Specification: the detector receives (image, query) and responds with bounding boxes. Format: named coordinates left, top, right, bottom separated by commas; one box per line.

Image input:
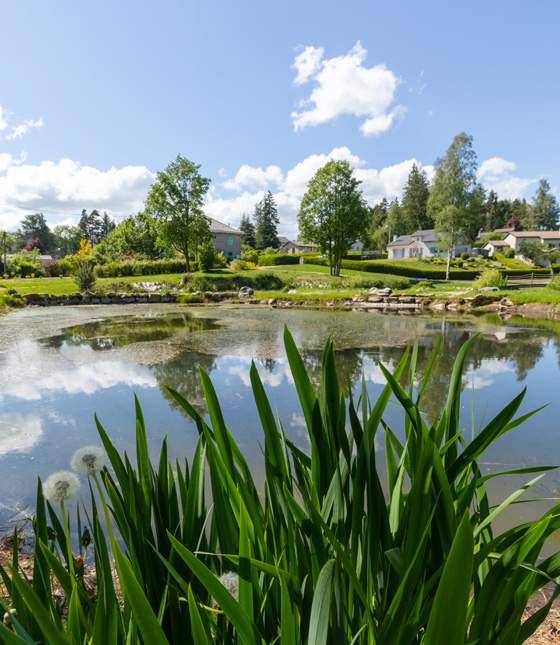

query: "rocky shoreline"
left=7, top=287, right=560, bottom=321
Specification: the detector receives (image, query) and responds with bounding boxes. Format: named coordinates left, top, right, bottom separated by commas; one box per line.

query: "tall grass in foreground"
left=1, top=328, right=560, bottom=644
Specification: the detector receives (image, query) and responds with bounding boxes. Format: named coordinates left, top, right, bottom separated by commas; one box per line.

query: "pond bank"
left=3, top=288, right=560, bottom=321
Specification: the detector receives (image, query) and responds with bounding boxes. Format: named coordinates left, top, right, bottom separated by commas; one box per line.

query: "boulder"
left=23, top=293, right=41, bottom=302
left=239, top=286, right=254, bottom=298
left=161, top=295, right=171, bottom=303
left=148, top=293, right=161, bottom=302
left=287, top=289, right=297, bottom=295
left=478, top=286, right=500, bottom=292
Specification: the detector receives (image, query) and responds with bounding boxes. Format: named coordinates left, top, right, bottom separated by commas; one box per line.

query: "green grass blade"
left=307, top=560, right=335, bottom=645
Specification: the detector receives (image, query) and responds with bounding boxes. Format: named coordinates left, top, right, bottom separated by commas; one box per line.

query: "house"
left=278, top=239, right=319, bottom=254
left=387, top=229, right=471, bottom=260
left=482, top=239, right=511, bottom=255
left=502, top=230, right=560, bottom=253
left=208, top=218, right=242, bottom=261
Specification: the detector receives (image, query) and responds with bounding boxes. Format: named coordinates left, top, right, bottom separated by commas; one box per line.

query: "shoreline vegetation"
left=1, top=263, right=559, bottom=321
left=2, top=328, right=560, bottom=643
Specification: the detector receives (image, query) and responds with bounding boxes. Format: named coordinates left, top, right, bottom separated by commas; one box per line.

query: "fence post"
left=531, top=272, right=534, bottom=287
left=505, top=274, right=509, bottom=285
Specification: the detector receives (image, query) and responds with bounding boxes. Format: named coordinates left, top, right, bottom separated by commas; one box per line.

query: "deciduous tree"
left=428, top=132, right=484, bottom=280
left=145, top=155, right=211, bottom=272
left=298, top=159, right=368, bottom=276
left=19, top=212, right=54, bottom=250
left=530, top=179, right=559, bottom=230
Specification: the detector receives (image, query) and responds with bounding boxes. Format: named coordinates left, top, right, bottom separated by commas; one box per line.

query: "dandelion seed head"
left=71, top=445, right=106, bottom=475
left=218, top=572, right=239, bottom=600
left=43, top=471, right=80, bottom=502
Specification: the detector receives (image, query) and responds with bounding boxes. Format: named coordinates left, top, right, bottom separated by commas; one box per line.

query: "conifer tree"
left=530, top=179, right=559, bottom=230
left=401, top=163, right=431, bottom=232
left=254, top=191, right=280, bottom=250
left=239, top=214, right=256, bottom=248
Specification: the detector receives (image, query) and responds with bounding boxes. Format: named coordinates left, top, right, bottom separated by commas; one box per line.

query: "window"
left=227, top=236, right=233, bottom=246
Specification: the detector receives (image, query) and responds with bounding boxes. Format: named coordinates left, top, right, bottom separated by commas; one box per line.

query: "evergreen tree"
left=100, top=212, right=116, bottom=238
left=368, top=198, right=390, bottom=249
left=401, top=163, right=431, bottom=232
left=239, top=213, right=256, bottom=247
left=495, top=199, right=513, bottom=229
left=254, top=191, right=280, bottom=250
left=510, top=199, right=532, bottom=229
left=387, top=200, right=408, bottom=239
left=530, top=179, right=559, bottom=230
left=19, top=212, right=54, bottom=250
left=79, top=209, right=104, bottom=245
left=482, top=190, right=499, bottom=231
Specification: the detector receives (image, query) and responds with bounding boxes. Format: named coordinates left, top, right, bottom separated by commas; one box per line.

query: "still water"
left=1, top=304, right=559, bottom=551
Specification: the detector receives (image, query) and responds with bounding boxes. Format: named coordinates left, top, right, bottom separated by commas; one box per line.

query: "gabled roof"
left=277, top=236, right=289, bottom=246
left=483, top=240, right=510, bottom=247
left=507, top=230, right=560, bottom=239
left=387, top=235, right=413, bottom=247
left=208, top=218, right=241, bottom=234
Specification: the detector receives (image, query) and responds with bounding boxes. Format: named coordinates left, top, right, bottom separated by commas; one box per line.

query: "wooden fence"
left=505, top=271, right=557, bottom=287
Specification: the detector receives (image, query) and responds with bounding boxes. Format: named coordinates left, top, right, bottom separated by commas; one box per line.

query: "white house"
left=387, top=229, right=471, bottom=260
left=502, top=230, right=560, bottom=253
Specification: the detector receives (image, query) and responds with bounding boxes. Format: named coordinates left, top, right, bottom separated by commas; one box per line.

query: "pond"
left=1, top=304, right=559, bottom=553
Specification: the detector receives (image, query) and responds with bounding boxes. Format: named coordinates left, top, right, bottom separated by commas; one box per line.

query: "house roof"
left=277, top=236, right=289, bottom=246
left=507, top=230, right=560, bottom=239
left=208, top=218, right=241, bottom=234
left=484, top=240, right=510, bottom=247
left=411, top=229, right=439, bottom=242
left=387, top=235, right=413, bottom=247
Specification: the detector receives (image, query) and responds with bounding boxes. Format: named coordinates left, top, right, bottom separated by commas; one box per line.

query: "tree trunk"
left=185, top=242, right=190, bottom=273
left=445, top=226, right=453, bottom=281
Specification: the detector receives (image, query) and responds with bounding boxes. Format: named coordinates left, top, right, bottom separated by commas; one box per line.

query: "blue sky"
left=1, top=0, right=558, bottom=238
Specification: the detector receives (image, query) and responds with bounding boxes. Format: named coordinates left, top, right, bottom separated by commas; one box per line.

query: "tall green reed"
left=1, top=327, right=559, bottom=644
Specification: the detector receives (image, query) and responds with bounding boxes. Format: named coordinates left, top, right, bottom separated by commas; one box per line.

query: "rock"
left=368, top=296, right=383, bottom=303
left=378, top=287, right=393, bottom=295
left=468, top=294, right=497, bottom=308
left=101, top=297, right=111, bottom=304
left=430, top=299, right=448, bottom=312
left=161, top=295, right=171, bottom=302
left=124, top=296, right=135, bottom=303
left=148, top=293, right=161, bottom=302
left=204, top=291, right=213, bottom=299
left=23, top=293, right=41, bottom=302
left=70, top=292, right=82, bottom=298
left=247, top=299, right=261, bottom=304
left=500, top=298, right=515, bottom=308
left=239, top=286, right=254, bottom=298
left=92, top=298, right=101, bottom=304
left=82, top=297, right=91, bottom=304
left=478, top=286, right=500, bottom=292
left=136, top=297, right=148, bottom=303
left=94, top=291, right=103, bottom=297
left=212, top=293, right=221, bottom=302
left=268, top=298, right=277, bottom=305
left=398, top=297, right=416, bottom=304
left=107, top=292, right=116, bottom=298
left=352, top=296, right=365, bottom=302
left=110, top=297, right=121, bottom=304
left=84, top=291, right=94, bottom=297
left=287, top=289, right=297, bottom=295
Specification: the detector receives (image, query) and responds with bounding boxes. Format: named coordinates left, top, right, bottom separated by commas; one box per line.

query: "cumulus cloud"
left=477, top=157, right=536, bottom=200
left=292, top=46, right=324, bottom=85
left=291, top=41, right=405, bottom=135
left=0, top=158, right=155, bottom=230
left=211, top=149, right=432, bottom=239
left=224, top=164, right=283, bottom=191
left=0, top=105, right=44, bottom=141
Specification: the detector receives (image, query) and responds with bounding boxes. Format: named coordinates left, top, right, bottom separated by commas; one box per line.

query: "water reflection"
left=40, top=312, right=224, bottom=351
left=0, top=306, right=559, bottom=553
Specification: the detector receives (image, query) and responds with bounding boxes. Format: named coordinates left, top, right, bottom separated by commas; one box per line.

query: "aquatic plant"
left=1, top=329, right=559, bottom=643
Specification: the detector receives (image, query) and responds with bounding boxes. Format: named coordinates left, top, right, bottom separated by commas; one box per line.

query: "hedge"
left=304, top=256, right=556, bottom=281
left=257, top=252, right=318, bottom=267
left=95, top=258, right=195, bottom=278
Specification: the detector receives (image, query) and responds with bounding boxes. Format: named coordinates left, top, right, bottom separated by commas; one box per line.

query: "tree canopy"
left=144, top=154, right=211, bottom=271
left=239, top=214, right=256, bottom=248
left=298, top=159, right=368, bottom=276
left=19, top=212, right=54, bottom=250
left=428, top=132, right=484, bottom=279
left=530, top=179, right=559, bottom=230
left=401, top=163, right=432, bottom=232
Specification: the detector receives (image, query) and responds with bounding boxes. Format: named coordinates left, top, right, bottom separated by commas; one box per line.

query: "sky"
left=1, top=0, right=559, bottom=239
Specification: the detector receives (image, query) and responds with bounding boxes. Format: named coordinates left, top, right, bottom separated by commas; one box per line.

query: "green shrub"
left=94, top=258, right=191, bottom=278
left=416, top=280, right=433, bottom=288
left=7, top=249, right=46, bottom=278
left=472, top=268, right=507, bottom=290
left=181, top=271, right=288, bottom=292
left=258, top=253, right=301, bottom=266
left=74, top=258, right=97, bottom=291
left=230, top=258, right=248, bottom=270
left=198, top=241, right=216, bottom=272
left=336, top=275, right=410, bottom=290
left=460, top=252, right=470, bottom=260
left=2, top=332, right=559, bottom=643
left=549, top=274, right=560, bottom=291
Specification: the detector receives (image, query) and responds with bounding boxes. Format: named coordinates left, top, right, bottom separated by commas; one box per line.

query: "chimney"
left=393, top=235, right=398, bottom=242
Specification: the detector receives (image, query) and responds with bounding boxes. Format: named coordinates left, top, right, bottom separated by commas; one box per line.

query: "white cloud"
left=291, top=41, right=405, bottom=136
left=292, top=46, right=324, bottom=85
left=224, top=164, right=283, bottom=191
left=477, top=157, right=536, bottom=200
left=0, top=158, right=155, bottom=231
left=6, top=117, right=44, bottom=140
left=463, top=359, right=515, bottom=389
left=208, top=150, right=433, bottom=239
left=0, top=413, right=43, bottom=457
left=0, top=105, right=44, bottom=141
left=283, top=146, right=364, bottom=198
left=0, top=152, right=27, bottom=172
